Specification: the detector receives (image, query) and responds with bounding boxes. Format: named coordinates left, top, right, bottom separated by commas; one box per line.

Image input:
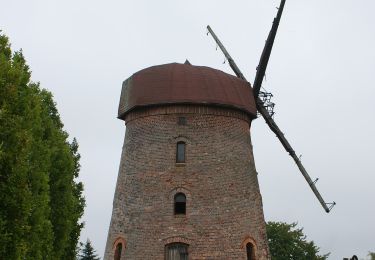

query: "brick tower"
left=104, top=62, right=270, bottom=260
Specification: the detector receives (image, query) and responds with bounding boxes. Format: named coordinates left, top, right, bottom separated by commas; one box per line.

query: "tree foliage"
left=78, top=240, right=100, bottom=260
left=369, top=252, right=375, bottom=260
left=0, top=31, right=85, bottom=259
left=266, top=221, right=329, bottom=260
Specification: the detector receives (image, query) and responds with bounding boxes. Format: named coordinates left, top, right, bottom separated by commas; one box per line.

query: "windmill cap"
left=118, top=62, right=257, bottom=120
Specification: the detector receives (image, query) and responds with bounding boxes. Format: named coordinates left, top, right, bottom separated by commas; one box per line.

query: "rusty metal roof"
left=118, top=63, right=257, bottom=119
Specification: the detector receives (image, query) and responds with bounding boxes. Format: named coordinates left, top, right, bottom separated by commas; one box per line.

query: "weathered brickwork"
left=104, top=104, right=270, bottom=260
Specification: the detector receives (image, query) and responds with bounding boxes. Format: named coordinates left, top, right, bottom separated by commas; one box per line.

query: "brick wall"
left=104, top=105, right=270, bottom=260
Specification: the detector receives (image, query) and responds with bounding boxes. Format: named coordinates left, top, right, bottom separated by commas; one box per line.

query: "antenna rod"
left=206, top=23, right=335, bottom=213
left=253, top=0, right=286, bottom=97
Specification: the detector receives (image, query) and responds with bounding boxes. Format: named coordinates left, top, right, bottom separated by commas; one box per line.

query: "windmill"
left=104, top=1, right=336, bottom=258
left=207, top=0, right=335, bottom=213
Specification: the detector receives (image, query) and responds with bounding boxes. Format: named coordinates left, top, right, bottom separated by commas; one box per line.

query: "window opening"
left=178, top=117, right=187, bottom=125
left=114, top=243, right=122, bottom=260
left=246, top=242, right=254, bottom=260
left=174, top=193, right=186, bottom=215
left=165, top=242, right=189, bottom=260
left=176, top=142, right=185, bottom=163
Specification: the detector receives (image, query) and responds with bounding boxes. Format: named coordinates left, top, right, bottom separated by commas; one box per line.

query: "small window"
left=165, top=243, right=189, bottom=260
left=176, top=142, right=185, bottom=163
left=174, top=193, right=186, bottom=215
left=178, top=117, right=187, bottom=125
left=114, top=243, right=122, bottom=260
left=246, top=242, right=255, bottom=260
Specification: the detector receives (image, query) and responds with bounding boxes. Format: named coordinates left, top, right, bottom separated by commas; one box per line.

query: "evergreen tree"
left=79, top=240, right=100, bottom=260
left=266, top=221, right=329, bottom=260
left=0, top=31, right=85, bottom=259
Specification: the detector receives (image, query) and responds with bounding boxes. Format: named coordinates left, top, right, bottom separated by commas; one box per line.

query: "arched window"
left=174, top=193, right=186, bottom=215
left=114, top=242, right=122, bottom=260
left=246, top=242, right=255, bottom=260
left=176, top=142, right=185, bottom=163
left=165, top=242, right=189, bottom=260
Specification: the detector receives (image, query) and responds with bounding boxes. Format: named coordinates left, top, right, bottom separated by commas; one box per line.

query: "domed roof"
left=118, top=63, right=257, bottom=119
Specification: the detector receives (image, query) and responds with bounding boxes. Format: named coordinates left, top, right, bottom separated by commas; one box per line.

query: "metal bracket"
left=259, top=91, right=275, bottom=117
left=326, top=202, right=336, bottom=211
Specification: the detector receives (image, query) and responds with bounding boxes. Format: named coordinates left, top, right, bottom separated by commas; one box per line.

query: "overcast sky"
left=1, top=0, right=375, bottom=259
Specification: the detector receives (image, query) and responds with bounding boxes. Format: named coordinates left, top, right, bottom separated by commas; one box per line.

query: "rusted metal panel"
left=118, top=63, right=257, bottom=119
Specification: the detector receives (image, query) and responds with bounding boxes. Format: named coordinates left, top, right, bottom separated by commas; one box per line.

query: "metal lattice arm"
left=206, top=17, right=335, bottom=213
